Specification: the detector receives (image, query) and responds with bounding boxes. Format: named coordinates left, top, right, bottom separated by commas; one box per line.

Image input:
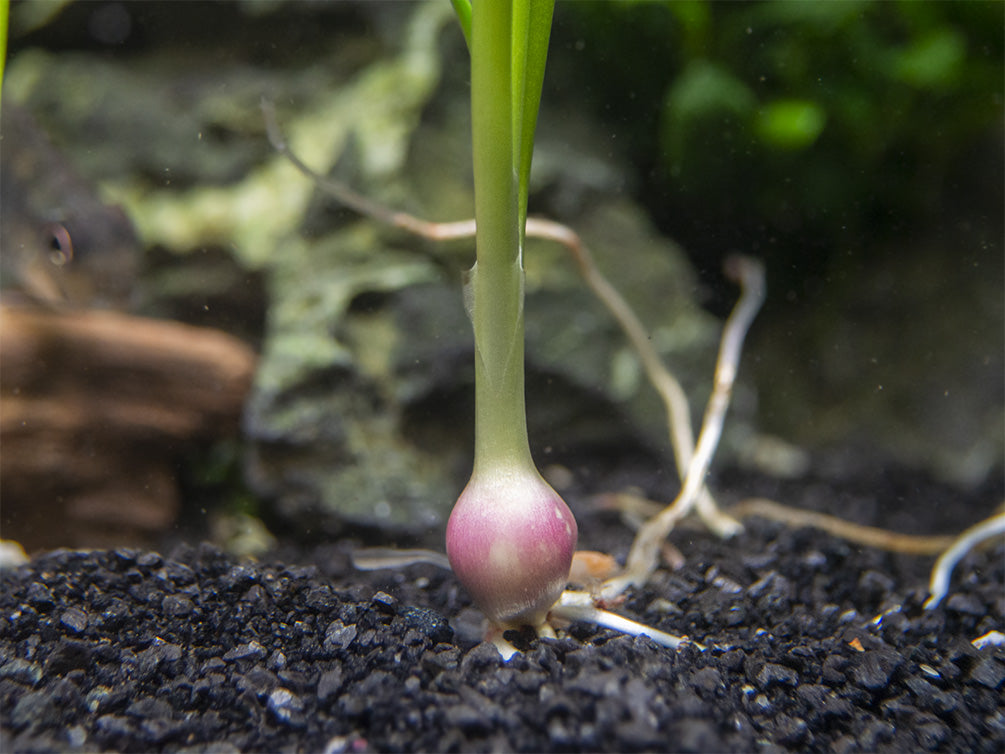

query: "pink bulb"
left=446, top=465, right=578, bottom=628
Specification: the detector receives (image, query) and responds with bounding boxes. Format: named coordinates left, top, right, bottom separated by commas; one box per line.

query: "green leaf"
left=512, top=0, right=556, bottom=238
left=756, top=99, right=826, bottom=151
left=662, top=59, right=755, bottom=161
left=450, top=0, right=472, bottom=50
left=892, top=29, right=965, bottom=90
left=665, top=59, right=755, bottom=122
left=0, top=0, right=8, bottom=105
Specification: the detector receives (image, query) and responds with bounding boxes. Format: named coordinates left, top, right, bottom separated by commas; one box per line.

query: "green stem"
left=470, top=255, right=531, bottom=472
left=0, top=0, right=9, bottom=104
left=469, top=0, right=532, bottom=473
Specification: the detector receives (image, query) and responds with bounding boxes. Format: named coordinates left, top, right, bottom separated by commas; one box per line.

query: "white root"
left=924, top=508, right=1005, bottom=609
left=552, top=590, right=701, bottom=650
left=262, top=97, right=476, bottom=242
left=601, top=257, right=765, bottom=602
left=523, top=219, right=733, bottom=538
left=350, top=546, right=704, bottom=654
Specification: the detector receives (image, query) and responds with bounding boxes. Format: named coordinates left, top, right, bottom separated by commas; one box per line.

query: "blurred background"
left=2, top=0, right=1001, bottom=554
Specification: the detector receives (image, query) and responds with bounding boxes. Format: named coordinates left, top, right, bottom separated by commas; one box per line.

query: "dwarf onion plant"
left=443, top=0, right=579, bottom=639
left=263, top=0, right=1003, bottom=657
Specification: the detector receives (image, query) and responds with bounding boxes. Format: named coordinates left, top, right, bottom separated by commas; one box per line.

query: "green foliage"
left=0, top=0, right=8, bottom=102
left=561, top=0, right=1002, bottom=251
left=511, top=0, right=555, bottom=237
left=755, top=99, right=826, bottom=151
left=450, top=0, right=471, bottom=48
left=662, top=59, right=755, bottom=165
left=891, top=27, right=965, bottom=89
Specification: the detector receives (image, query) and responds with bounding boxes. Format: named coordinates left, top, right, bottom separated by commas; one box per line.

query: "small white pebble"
left=647, top=598, right=680, bottom=615
left=542, top=463, right=574, bottom=490
left=66, top=726, right=87, bottom=747
left=919, top=663, right=942, bottom=679
left=712, top=575, right=744, bottom=594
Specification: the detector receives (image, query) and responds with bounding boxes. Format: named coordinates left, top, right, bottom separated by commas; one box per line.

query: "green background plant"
left=554, top=0, right=1002, bottom=287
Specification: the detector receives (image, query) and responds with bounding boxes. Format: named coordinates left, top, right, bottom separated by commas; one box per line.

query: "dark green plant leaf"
left=756, top=99, right=826, bottom=151
left=450, top=0, right=471, bottom=49
left=512, top=0, right=556, bottom=237
left=892, top=29, right=965, bottom=90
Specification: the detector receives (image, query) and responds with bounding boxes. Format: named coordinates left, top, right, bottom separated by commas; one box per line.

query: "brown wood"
left=1, top=303, right=257, bottom=551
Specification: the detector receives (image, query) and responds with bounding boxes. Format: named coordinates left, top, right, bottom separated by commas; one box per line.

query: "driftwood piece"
left=1, top=303, right=257, bottom=551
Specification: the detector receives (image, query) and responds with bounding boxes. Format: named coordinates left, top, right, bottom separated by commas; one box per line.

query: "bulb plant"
left=442, top=0, right=579, bottom=637
left=264, top=0, right=762, bottom=656
left=264, top=0, right=999, bottom=659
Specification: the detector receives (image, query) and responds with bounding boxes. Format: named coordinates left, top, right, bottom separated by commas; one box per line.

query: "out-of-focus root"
left=730, top=498, right=958, bottom=555
left=595, top=491, right=962, bottom=556
left=524, top=219, right=748, bottom=539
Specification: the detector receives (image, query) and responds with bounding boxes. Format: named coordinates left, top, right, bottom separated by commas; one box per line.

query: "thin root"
left=552, top=590, right=701, bottom=650
left=924, top=508, right=1005, bottom=609
left=601, top=258, right=765, bottom=602
left=595, top=491, right=965, bottom=557
left=262, top=97, right=476, bottom=242
left=729, top=498, right=958, bottom=556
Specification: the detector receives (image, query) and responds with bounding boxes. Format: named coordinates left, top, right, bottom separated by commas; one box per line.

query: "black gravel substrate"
left=2, top=468, right=1004, bottom=753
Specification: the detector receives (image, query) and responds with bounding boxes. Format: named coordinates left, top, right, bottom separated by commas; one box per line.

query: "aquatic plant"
left=262, top=1, right=1001, bottom=657
left=442, top=0, right=578, bottom=637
